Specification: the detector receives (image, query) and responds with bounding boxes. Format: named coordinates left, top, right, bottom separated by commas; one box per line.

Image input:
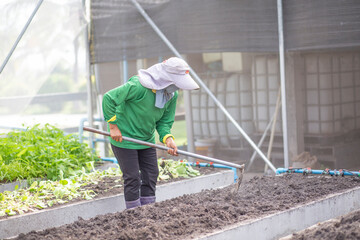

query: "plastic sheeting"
left=90, top=0, right=360, bottom=63
left=284, top=0, right=360, bottom=51
left=0, top=0, right=88, bottom=131
left=90, top=0, right=278, bottom=63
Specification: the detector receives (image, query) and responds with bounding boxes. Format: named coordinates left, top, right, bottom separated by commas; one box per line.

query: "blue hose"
left=101, top=157, right=117, bottom=163
left=186, top=162, right=239, bottom=182
left=100, top=157, right=239, bottom=182
left=276, top=167, right=360, bottom=177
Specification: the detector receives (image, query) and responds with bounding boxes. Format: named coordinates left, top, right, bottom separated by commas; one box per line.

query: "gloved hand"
left=165, top=137, right=178, bottom=156
left=109, top=123, right=122, bottom=142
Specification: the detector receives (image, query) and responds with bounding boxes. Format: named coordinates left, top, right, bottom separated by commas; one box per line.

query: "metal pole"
left=130, top=0, right=276, bottom=172
left=123, top=60, right=128, bottom=83
left=0, top=0, right=44, bottom=75
left=183, top=90, right=195, bottom=156
left=84, top=127, right=244, bottom=170
left=93, top=63, right=106, bottom=156
left=84, top=0, right=94, bottom=147
left=277, top=0, right=290, bottom=168
left=183, top=56, right=195, bottom=160
left=246, top=88, right=282, bottom=172
left=265, top=87, right=281, bottom=172
left=246, top=113, right=275, bottom=171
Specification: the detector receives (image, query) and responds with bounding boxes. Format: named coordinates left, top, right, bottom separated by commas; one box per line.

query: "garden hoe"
left=83, top=126, right=245, bottom=191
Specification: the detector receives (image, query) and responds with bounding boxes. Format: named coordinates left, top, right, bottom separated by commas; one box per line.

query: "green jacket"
left=102, top=76, right=177, bottom=149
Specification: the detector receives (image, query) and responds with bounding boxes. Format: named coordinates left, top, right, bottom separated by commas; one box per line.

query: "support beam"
left=122, top=60, right=128, bottom=83
left=277, top=0, right=290, bottom=168
left=0, top=0, right=43, bottom=74
left=130, top=0, right=276, bottom=173
left=246, top=114, right=274, bottom=171
left=285, top=53, right=305, bottom=163
left=84, top=0, right=94, bottom=147
left=94, top=64, right=106, bottom=156
left=184, top=90, right=195, bottom=158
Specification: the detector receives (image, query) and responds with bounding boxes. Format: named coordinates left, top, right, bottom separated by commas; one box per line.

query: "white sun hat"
left=138, top=57, right=200, bottom=90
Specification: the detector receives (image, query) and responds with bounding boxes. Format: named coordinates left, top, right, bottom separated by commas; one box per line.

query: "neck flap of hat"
left=138, top=57, right=190, bottom=90
left=155, top=85, right=179, bottom=108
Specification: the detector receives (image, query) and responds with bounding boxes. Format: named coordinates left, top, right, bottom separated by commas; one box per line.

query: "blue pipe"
left=101, top=157, right=117, bottom=163
left=276, top=168, right=360, bottom=177
left=78, top=117, right=105, bottom=143
left=100, top=158, right=239, bottom=182
left=123, top=60, right=128, bottom=83
left=186, top=162, right=239, bottom=182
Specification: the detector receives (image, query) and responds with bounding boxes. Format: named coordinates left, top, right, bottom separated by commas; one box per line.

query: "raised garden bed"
left=0, top=180, right=30, bottom=193
left=0, top=162, right=221, bottom=194
left=0, top=160, right=225, bottom=220
left=6, top=174, right=360, bottom=240
left=0, top=168, right=232, bottom=239
left=282, top=209, right=360, bottom=240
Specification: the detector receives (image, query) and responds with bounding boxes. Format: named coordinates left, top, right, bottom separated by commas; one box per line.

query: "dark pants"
left=111, top=145, right=159, bottom=201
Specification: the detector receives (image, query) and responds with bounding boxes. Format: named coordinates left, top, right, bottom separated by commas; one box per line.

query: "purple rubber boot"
left=125, top=198, right=141, bottom=209
left=140, top=196, right=156, bottom=206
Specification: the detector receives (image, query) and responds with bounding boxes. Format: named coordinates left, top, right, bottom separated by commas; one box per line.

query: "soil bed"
left=12, top=174, right=360, bottom=240
left=0, top=167, right=224, bottom=220
left=83, top=166, right=224, bottom=199
left=287, top=209, right=360, bottom=240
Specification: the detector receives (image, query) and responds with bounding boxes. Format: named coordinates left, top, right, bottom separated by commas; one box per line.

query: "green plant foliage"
left=0, top=167, right=122, bottom=217
left=0, top=124, right=100, bottom=182
left=0, top=159, right=201, bottom=217
left=158, top=159, right=200, bottom=180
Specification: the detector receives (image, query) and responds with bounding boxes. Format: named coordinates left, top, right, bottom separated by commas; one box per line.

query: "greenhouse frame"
left=1, top=0, right=360, bottom=171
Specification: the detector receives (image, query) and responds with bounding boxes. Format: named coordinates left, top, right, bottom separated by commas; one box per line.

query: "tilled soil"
left=288, top=209, right=360, bottom=240
left=84, top=166, right=224, bottom=199
left=13, top=174, right=360, bottom=240
left=0, top=167, right=224, bottom=220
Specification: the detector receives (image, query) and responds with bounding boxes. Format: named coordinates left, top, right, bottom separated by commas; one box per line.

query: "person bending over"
left=102, top=57, right=199, bottom=209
